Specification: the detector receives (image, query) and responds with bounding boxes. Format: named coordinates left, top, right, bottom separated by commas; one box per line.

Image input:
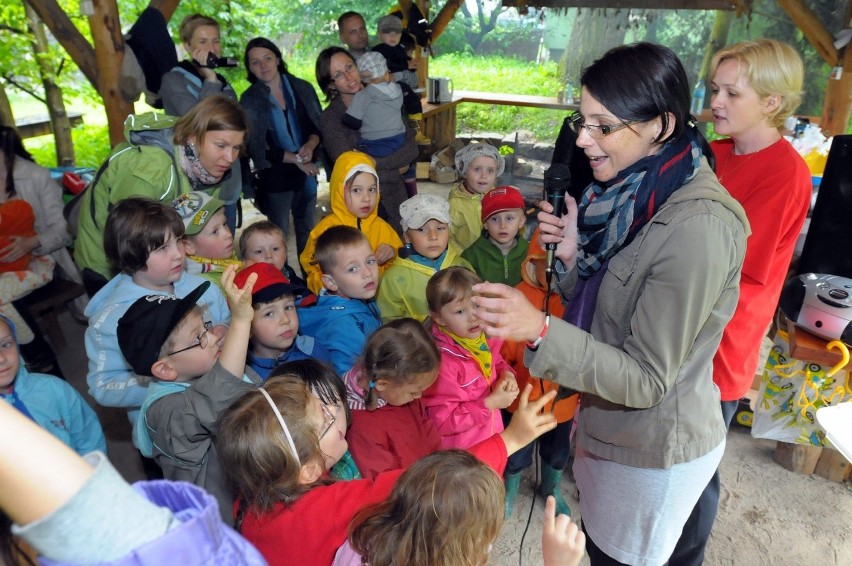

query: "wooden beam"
left=432, top=0, right=464, bottom=41
left=819, top=1, right=852, bottom=136
left=88, top=0, right=132, bottom=145
left=777, top=0, right=838, bottom=66
left=149, top=0, right=180, bottom=23
left=502, top=0, right=736, bottom=9
left=25, top=0, right=97, bottom=86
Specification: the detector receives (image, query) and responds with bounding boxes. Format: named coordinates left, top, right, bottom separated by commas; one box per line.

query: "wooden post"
left=819, top=2, right=852, bottom=136
left=774, top=441, right=822, bottom=475
left=814, top=448, right=852, bottom=482
left=87, top=0, right=132, bottom=146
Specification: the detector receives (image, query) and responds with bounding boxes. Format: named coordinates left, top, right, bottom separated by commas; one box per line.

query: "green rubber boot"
left=538, top=463, right=571, bottom=516
left=504, top=472, right=522, bottom=518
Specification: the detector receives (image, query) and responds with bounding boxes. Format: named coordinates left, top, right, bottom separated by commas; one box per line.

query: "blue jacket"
left=247, top=335, right=332, bottom=380
left=84, top=271, right=231, bottom=416
left=2, top=365, right=106, bottom=457
left=297, top=292, right=382, bottom=376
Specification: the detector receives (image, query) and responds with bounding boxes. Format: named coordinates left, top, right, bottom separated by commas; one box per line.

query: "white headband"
left=258, top=387, right=301, bottom=467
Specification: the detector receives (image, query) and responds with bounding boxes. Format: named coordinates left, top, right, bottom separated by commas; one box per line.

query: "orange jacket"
left=501, top=228, right=578, bottom=422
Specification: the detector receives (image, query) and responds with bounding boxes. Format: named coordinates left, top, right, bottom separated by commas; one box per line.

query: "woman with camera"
left=160, top=13, right=237, bottom=117
left=240, top=37, right=323, bottom=259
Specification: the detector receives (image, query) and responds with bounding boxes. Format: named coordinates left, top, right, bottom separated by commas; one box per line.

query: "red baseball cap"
left=481, top=186, right=525, bottom=222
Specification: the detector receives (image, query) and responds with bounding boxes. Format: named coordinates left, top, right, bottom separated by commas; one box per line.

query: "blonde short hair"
left=710, top=39, right=804, bottom=129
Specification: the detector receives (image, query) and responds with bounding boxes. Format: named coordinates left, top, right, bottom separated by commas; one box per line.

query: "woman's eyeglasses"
left=332, top=63, right=357, bottom=82
left=567, top=112, right=641, bottom=139
left=166, top=321, right=213, bottom=357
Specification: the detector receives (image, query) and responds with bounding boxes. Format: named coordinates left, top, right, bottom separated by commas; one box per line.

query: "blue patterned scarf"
left=575, top=127, right=703, bottom=280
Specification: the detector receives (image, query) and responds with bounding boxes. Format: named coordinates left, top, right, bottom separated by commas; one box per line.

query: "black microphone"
left=542, top=163, right=572, bottom=288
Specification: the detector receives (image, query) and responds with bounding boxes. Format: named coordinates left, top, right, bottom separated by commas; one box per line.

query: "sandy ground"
left=54, top=177, right=852, bottom=565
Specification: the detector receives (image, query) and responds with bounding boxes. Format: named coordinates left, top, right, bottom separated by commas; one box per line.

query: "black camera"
left=203, top=53, right=239, bottom=69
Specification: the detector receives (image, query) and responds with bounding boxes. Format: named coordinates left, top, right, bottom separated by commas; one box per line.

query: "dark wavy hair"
left=244, top=37, right=289, bottom=83
left=0, top=126, right=34, bottom=198
left=315, top=46, right=356, bottom=102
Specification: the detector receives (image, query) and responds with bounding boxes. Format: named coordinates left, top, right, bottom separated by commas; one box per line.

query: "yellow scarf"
left=444, top=328, right=493, bottom=380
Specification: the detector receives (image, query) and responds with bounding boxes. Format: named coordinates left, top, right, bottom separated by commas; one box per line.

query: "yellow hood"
left=329, top=151, right=379, bottom=224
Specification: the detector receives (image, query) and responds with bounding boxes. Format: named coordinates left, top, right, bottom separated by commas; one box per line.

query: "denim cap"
left=357, top=51, right=389, bottom=81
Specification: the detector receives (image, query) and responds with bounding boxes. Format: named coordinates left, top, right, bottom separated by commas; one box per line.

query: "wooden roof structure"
left=20, top=0, right=852, bottom=143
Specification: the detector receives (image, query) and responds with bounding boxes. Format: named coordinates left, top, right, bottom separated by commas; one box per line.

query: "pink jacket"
left=422, top=324, right=513, bottom=449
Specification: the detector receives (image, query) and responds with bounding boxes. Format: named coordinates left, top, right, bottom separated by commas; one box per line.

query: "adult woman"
left=668, top=40, right=811, bottom=566
left=315, top=47, right=418, bottom=233
left=471, top=43, right=749, bottom=565
left=241, top=37, right=322, bottom=259
left=74, top=95, right=247, bottom=295
left=160, top=14, right=237, bottom=116
left=0, top=126, right=72, bottom=375
left=160, top=14, right=242, bottom=232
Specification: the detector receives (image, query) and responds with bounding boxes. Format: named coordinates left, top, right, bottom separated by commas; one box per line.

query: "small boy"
left=342, top=52, right=409, bottom=159
left=117, top=266, right=258, bottom=523
left=448, top=143, right=506, bottom=250
left=371, top=15, right=430, bottom=145
left=173, top=191, right=241, bottom=287
left=234, top=262, right=331, bottom=380
left=376, top=193, right=473, bottom=322
left=298, top=225, right=382, bottom=376
left=462, top=186, right=529, bottom=287
left=299, top=151, right=401, bottom=294
left=238, top=220, right=306, bottom=287
left=84, top=197, right=230, bottom=423
left=0, top=314, right=106, bottom=457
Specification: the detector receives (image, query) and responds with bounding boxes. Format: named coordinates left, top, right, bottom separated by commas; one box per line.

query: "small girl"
left=448, top=142, right=505, bottom=251
left=334, top=451, right=586, bottom=566
left=342, top=318, right=443, bottom=480
left=299, top=151, right=402, bottom=294
left=0, top=314, right=106, bottom=456
left=272, top=359, right=361, bottom=480
left=216, top=373, right=557, bottom=566
left=421, top=266, right=519, bottom=449
left=173, top=191, right=241, bottom=287
left=376, top=193, right=472, bottom=322
left=238, top=220, right=306, bottom=287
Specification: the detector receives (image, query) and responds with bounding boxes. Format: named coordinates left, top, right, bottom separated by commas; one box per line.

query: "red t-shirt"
left=711, top=138, right=811, bottom=400
left=347, top=399, right=443, bottom=481
left=238, top=433, right=508, bottom=566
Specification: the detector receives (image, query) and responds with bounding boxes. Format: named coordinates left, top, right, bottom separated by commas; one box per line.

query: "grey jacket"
left=145, top=362, right=261, bottom=523
left=528, top=160, right=750, bottom=469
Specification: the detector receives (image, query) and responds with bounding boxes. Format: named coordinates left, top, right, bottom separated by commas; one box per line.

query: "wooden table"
left=16, top=112, right=84, bottom=139
left=421, top=90, right=579, bottom=150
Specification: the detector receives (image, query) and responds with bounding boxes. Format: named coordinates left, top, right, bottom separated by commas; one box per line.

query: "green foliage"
left=26, top=122, right=109, bottom=168
left=430, top=54, right=564, bottom=139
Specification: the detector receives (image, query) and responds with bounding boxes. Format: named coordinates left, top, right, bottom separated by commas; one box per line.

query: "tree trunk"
left=697, top=10, right=733, bottom=82
left=87, top=0, right=131, bottom=146
left=25, top=2, right=75, bottom=166
left=559, top=8, right=631, bottom=84
left=0, top=83, right=14, bottom=128
left=820, top=0, right=852, bottom=135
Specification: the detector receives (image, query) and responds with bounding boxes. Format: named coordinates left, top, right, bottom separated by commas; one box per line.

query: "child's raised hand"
left=500, top=384, right=557, bottom=455
left=375, top=243, right=395, bottom=265
left=222, top=264, right=256, bottom=322
left=542, top=495, right=586, bottom=566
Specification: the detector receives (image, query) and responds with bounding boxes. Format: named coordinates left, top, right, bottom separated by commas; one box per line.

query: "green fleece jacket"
left=461, top=235, right=529, bottom=287
left=74, top=112, right=229, bottom=279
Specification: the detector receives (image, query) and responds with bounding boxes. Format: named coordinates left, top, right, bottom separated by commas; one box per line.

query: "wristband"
left=526, top=315, right=550, bottom=350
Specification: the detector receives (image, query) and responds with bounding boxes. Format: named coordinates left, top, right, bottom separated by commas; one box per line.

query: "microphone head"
left=543, top=163, right=572, bottom=199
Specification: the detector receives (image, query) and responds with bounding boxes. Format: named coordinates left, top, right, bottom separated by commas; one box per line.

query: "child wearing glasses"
left=299, top=151, right=401, bottom=294
left=117, top=265, right=259, bottom=523
left=84, top=197, right=231, bottom=426
left=173, top=191, right=241, bottom=288
left=216, top=369, right=558, bottom=566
